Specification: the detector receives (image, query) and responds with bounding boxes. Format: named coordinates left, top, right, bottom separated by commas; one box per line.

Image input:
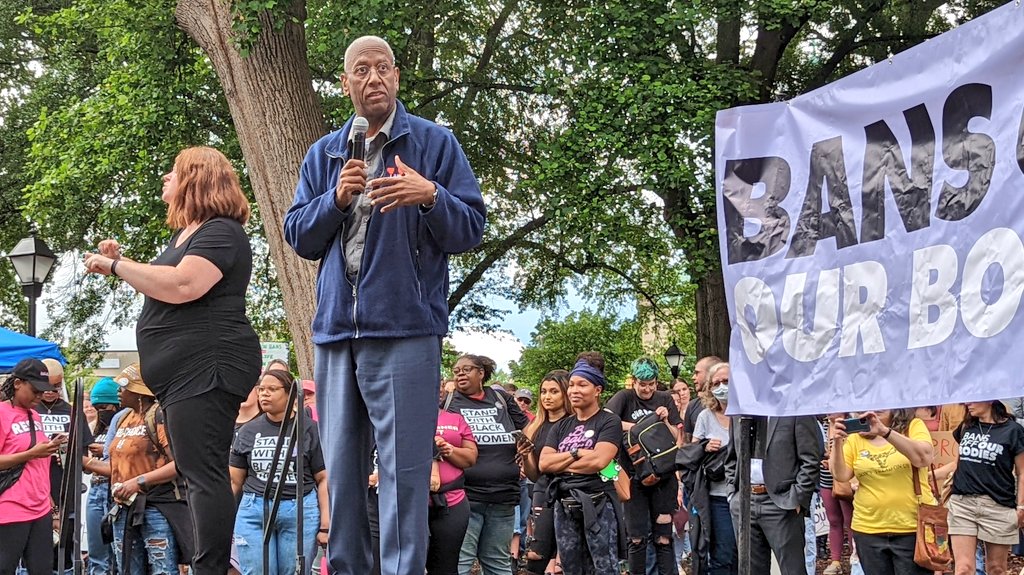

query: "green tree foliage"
left=0, top=0, right=1006, bottom=369
left=510, top=311, right=647, bottom=398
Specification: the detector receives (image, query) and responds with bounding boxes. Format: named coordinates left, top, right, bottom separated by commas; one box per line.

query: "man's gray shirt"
left=343, top=108, right=396, bottom=282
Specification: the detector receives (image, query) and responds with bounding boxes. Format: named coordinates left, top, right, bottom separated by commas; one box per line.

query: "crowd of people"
left=4, top=28, right=1024, bottom=575
left=4, top=349, right=1024, bottom=575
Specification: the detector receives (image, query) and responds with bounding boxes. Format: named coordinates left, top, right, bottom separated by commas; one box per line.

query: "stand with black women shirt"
left=260, top=377, right=306, bottom=575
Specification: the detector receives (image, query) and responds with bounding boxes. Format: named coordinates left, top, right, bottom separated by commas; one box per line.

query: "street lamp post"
left=663, top=342, right=684, bottom=380
left=6, top=232, right=57, bottom=337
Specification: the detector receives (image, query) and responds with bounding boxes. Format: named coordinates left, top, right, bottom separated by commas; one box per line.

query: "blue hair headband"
left=570, top=359, right=606, bottom=390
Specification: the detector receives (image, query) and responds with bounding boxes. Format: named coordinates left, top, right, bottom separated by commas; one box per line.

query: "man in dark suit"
left=725, top=416, right=822, bottom=575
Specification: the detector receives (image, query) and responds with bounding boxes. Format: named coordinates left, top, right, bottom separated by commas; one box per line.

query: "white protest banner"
left=715, top=1, right=1024, bottom=415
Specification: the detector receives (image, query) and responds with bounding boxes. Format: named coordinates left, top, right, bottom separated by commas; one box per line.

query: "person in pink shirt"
left=429, top=408, right=478, bottom=575
left=0, top=358, right=66, bottom=575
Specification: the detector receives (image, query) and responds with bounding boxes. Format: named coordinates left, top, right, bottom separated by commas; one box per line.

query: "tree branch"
left=454, top=0, right=519, bottom=129
left=809, top=0, right=889, bottom=89
left=415, top=80, right=537, bottom=109
left=447, top=213, right=551, bottom=312
left=517, top=240, right=669, bottom=322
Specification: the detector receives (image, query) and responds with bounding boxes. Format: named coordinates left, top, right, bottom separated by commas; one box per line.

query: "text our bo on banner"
left=715, top=1, right=1024, bottom=416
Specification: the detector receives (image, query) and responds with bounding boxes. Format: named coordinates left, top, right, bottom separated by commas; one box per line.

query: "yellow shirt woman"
left=844, top=418, right=935, bottom=534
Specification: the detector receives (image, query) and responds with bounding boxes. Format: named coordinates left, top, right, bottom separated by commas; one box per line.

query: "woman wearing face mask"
left=82, top=377, right=124, bottom=575
left=691, top=363, right=736, bottom=575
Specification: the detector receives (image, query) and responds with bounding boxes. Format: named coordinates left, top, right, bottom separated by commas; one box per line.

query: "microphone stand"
left=57, top=378, right=86, bottom=575
left=262, top=381, right=302, bottom=575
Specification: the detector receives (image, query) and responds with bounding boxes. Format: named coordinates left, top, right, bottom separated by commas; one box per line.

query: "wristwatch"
left=570, top=449, right=580, bottom=461
left=136, top=475, right=147, bottom=490
left=422, top=185, right=438, bottom=209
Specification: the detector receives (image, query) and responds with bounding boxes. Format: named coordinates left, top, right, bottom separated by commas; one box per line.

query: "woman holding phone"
left=829, top=409, right=934, bottom=575
left=0, top=359, right=64, bottom=575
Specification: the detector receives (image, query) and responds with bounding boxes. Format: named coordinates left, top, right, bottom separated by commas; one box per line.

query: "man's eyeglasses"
left=451, top=366, right=480, bottom=376
left=351, top=62, right=394, bottom=80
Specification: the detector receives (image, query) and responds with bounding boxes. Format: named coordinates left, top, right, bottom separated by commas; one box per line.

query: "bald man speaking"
left=285, top=35, right=486, bottom=575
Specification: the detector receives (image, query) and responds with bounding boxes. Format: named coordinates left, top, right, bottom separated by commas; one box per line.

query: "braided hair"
left=0, top=375, right=15, bottom=402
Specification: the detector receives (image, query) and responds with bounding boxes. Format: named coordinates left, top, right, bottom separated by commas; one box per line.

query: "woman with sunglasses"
left=230, top=370, right=329, bottom=575
left=829, top=409, right=934, bottom=575
left=0, top=359, right=65, bottom=575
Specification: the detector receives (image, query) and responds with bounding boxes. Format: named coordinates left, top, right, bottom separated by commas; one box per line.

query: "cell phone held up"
left=841, top=417, right=871, bottom=434
left=511, top=430, right=533, bottom=450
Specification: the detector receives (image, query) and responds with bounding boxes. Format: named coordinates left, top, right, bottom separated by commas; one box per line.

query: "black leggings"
left=427, top=498, right=470, bottom=575
left=0, top=516, right=52, bottom=575
left=163, top=388, right=242, bottom=575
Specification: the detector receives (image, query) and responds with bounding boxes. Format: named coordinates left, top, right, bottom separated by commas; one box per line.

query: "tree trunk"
left=695, top=268, right=730, bottom=360
left=174, top=0, right=326, bottom=378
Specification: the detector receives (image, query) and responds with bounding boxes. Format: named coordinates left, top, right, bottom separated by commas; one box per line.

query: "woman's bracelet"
left=882, top=427, right=893, bottom=439
left=110, top=259, right=119, bottom=277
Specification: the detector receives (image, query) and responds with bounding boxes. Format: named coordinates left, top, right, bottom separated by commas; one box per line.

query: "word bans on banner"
left=724, top=83, right=1024, bottom=364
left=714, top=1, right=1024, bottom=415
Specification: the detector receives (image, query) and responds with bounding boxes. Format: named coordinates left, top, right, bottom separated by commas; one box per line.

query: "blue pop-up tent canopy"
left=0, top=327, right=66, bottom=372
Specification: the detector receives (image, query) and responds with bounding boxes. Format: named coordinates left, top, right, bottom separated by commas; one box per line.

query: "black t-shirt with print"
left=953, top=419, right=1024, bottom=508
left=543, top=409, right=622, bottom=494
left=230, top=414, right=325, bottom=500
left=445, top=387, right=529, bottom=505
left=136, top=217, right=262, bottom=407
left=604, top=389, right=681, bottom=475
left=35, top=399, right=73, bottom=501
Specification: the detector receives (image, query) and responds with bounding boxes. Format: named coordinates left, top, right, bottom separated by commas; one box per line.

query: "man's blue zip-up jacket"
left=284, top=101, right=486, bottom=343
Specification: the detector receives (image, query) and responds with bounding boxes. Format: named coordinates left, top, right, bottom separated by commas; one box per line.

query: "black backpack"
left=625, top=412, right=679, bottom=486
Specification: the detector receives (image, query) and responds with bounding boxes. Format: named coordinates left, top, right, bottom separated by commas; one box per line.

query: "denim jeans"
left=233, top=491, right=320, bottom=575
left=112, top=505, right=179, bottom=575
left=852, top=532, right=930, bottom=575
left=457, top=501, right=516, bottom=575
left=707, top=496, right=737, bottom=575
left=86, top=482, right=115, bottom=575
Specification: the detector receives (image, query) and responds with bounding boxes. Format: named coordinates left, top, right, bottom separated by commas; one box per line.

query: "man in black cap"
left=33, top=359, right=76, bottom=573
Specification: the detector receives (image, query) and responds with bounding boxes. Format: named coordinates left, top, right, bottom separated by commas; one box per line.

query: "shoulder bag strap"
left=27, top=408, right=38, bottom=448
left=912, top=465, right=923, bottom=503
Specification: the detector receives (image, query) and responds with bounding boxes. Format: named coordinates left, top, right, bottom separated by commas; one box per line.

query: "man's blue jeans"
left=112, top=506, right=178, bottom=575
left=233, top=491, right=320, bottom=575
left=458, top=501, right=516, bottom=575
left=86, top=482, right=115, bottom=575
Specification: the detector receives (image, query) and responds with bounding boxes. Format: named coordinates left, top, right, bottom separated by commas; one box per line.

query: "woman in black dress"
left=84, top=146, right=261, bottom=575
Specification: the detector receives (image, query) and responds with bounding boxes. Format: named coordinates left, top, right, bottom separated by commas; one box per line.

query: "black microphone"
left=350, top=116, right=369, bottom=162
